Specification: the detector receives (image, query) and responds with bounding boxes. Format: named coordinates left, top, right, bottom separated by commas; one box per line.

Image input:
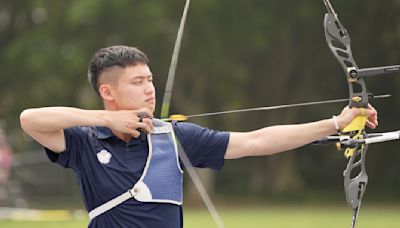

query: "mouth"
left=146, top=97, right=155, bottom=103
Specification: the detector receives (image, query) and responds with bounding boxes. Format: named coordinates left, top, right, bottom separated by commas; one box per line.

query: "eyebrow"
left=130, top=74, right=153, bottom=80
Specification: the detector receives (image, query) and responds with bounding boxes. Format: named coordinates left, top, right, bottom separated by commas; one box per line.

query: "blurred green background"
left=0, top=0, right=400, bottom=226
left=1, top=206, right=400, bottom=228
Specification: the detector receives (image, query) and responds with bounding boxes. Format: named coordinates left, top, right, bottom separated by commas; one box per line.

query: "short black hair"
left=88, top=45, right=149, bottom=96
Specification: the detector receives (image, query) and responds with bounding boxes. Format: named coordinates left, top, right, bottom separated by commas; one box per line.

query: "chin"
left=145, top=104, right=156, bottom=113
left=148, top=102, right=156, bottom=109
left=150, top=107, right=156, bottom=114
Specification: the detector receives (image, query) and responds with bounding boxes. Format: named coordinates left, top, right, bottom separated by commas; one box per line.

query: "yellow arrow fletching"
left=168, top=114, right=189, bottom=122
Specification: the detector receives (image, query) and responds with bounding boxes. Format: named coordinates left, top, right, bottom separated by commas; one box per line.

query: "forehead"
left=99, top=64, right=152, bottom=84
left=119, top=64, right=152, bottom=80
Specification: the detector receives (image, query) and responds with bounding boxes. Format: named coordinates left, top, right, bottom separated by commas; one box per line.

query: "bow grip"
left=342, top=108, right=367, bottom=132
left=341, top=108, right=367, bottom=158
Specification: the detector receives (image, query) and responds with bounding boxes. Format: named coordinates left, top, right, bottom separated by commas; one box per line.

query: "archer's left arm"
left=224, top=105, right=378, bottom=159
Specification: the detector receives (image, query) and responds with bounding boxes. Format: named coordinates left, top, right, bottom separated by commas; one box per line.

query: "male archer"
left=20, top=45, right=378, bottom=228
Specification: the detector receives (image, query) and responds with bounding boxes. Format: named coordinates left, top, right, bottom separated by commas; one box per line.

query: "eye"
left=132, top=79, right=143, bottom=85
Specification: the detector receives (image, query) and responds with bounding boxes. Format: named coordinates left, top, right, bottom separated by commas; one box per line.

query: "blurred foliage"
left=1, top=0, right=400, bottom=199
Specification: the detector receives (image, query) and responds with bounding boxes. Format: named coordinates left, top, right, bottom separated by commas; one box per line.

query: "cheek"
left=121, top=85, right=140, bottom=95
left=124, top=86, right=146, bottom=102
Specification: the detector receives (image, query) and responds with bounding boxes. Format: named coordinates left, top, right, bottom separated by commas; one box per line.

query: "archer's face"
left=110, top=64, right=156, bottom=112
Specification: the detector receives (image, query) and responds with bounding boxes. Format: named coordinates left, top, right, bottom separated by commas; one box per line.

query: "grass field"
left=0, top=205, right=399, bottom=227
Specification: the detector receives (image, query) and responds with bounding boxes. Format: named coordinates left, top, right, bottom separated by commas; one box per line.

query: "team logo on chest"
left=97, top=150, right=112, bottom=164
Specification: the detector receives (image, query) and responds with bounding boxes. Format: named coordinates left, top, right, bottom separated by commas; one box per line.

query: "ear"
left=98, top=84, right=115, bottom=101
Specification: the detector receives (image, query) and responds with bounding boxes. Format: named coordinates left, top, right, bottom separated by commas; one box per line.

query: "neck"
left=103, top=102, right=117, bottom=111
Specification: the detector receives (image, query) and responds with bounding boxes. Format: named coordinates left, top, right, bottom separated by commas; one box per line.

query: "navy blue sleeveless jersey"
left=45, top=121, right=229, bottom=228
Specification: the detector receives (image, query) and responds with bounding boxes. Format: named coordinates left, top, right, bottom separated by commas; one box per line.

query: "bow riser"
left=324, top=13, right=369, bottom=109
left=323, top=2, right=369, bottom=227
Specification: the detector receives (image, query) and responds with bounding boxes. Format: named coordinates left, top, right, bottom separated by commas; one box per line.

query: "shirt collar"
left=96, top=127, right=114, bottom=139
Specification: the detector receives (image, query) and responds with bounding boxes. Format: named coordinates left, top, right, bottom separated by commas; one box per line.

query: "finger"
left=364, top=108, right=378, bottom=119
left=367, top=103, right=377, bottom=113
left=142, top=118, right=154, bottom=130
left=367, top=103, right=377, bottom=112
left=131, top=114, right=148, bottom=124
left=136, top=108, right=153, bottom=119
left=365, top=120, right=377, bottom=129
left=136, top=112, right=148, bottom=121
left=130, top=129, right=141, bottom=138
left=143, top=121, right=154, bottom=133
left=135, top=122, right=153, bottom=133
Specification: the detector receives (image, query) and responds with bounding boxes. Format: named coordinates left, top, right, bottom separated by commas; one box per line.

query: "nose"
left=145, top=81, right=155, bottom=94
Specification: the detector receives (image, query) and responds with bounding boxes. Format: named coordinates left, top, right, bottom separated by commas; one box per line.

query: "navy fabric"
left=45, top=121, right=229, bottom=228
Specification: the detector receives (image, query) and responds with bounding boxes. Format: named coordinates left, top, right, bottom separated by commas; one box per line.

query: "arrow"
left=162, top=94, right=391, bottom=122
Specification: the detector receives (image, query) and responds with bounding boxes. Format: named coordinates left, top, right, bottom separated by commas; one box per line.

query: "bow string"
left=160, top=1, right=225, bottom=227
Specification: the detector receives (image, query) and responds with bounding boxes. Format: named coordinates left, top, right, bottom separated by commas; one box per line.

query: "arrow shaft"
left=185, top=94, right=390, bottom=119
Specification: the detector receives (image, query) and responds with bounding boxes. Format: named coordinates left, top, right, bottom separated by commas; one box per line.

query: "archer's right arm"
left=20, top=107, right=153, bottom=153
